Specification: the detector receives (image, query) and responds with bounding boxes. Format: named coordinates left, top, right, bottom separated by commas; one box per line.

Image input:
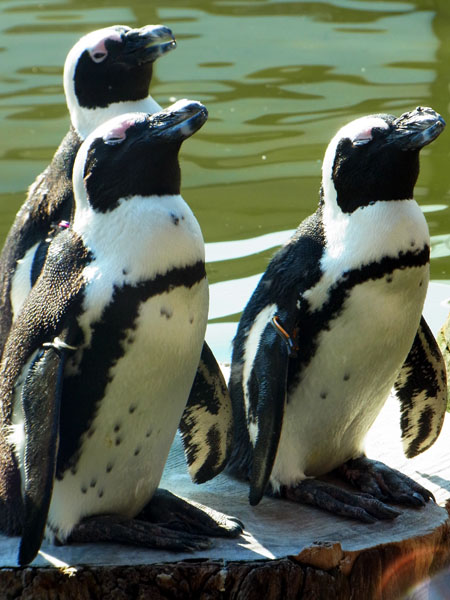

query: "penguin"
left=0, top=23, right=234, bottom=497
left=0, top=24, right=176, bottom=353
left=0, top=101, right=242, bottom=567
left=227, top=106, right=447, bottom=521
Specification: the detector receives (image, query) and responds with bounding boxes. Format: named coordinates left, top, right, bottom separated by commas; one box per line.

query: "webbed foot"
left=68, top=488, right=243, bottom=552
left=137, top=488, right=244, bottom=538
left=338, top=456, right=434, bottom=507
left=281, top=479, right=400, bottom=523
left=68, top=514, right=212, bottom=552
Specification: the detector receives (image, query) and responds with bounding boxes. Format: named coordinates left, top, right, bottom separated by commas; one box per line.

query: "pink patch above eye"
left=353, top=127, right=373, bottom=144
left=104, top=117, right=137, bottom=144
left=88, top=32, right=121, bottom=63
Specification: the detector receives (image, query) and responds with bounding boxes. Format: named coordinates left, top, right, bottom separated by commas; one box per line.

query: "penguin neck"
left=72, top=194, right=205, bottom=282
left=70, top=95, right=162, bottom=140
left=320, top=182, right=429, bottom=267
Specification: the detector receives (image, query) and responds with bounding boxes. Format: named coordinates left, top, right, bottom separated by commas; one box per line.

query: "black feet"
left=282, top=479, right=400, bottom=524
left=137, top=488, right=244, bottom=538
left=279, top=457, right=433, bottom=524
left=68, top=514, right=212, bottom=552
left=68, top=488, right=243, bottom=552
left=338, top=456, right=434, bottom=507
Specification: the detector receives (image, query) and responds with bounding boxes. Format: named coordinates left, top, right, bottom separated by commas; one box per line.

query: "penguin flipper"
left=179, top=342, right=233, bottom=484
left=248, top=322, right=289, bottom=506
left=394, top=315, right=447, bottom=458
left=18, top=337, right=69, bottom=566
left=0, top=229, right=87, bottom=564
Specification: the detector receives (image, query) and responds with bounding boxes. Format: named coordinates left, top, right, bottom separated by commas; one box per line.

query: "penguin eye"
left=352, top=136, right=371, bottom=147
left=104, top=133, right=126, bottom=146
left=90, top=50, right=108, bottom=63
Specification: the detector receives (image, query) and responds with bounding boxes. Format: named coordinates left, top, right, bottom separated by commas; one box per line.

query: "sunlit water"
left=1, top=0, right=450, bottom=360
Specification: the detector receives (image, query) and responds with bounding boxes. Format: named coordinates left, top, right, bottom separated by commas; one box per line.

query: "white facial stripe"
left=321, top=116, right=389, bottom=190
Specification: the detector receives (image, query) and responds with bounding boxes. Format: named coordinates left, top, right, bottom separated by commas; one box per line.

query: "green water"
left=1, top=0, right=450, bottom=352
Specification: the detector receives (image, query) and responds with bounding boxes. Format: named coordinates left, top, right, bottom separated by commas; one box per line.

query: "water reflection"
left=0, top=0, right=449, bottom=341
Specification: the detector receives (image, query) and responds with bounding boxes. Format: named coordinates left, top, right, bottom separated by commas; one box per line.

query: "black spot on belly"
left=123, top=268, right=129, bottom=276
left=81, top=486, right=87, bottom=494
left=56, top=259, right=207, bottom=477
left=320, top=391, right=327, bottom=399
left=161, top=306, right=172, bottom=319
left=343, top=373, right=350, bottom=381
left=170, top=212, right=180, bottom=226
left=134, top=446, right=141, bottom=456
left=145, top=429, right=152, bottom=438
left=98, top=489, right=104, bottom=498
left=410, top=240, right=416, bottom=247
left=115, top=436, right=122, bottom=446
left=106, top=462, right=113, bottom=473
left=129, top=404, right=136, bottom=414
left=386, top=275, right=393, bottom=283
left=114, top=424, right=121, bottom=433
left=90, top=479, right=97, bottom=488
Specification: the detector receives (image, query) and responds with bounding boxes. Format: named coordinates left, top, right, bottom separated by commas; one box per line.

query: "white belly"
left=48, top=280, right=208, bottom=540
left=270, top=263, right=428, bottom=488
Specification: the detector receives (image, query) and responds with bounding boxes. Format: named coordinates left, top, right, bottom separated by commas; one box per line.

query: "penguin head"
left=321, top=107, right=445, bottom=214
left=72, top=99, right=208, bottom=213
left=64, top=25, right=176, bottom=132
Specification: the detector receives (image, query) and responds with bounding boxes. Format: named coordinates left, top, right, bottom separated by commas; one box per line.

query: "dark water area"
left=1, top=0, right=450, bottom=355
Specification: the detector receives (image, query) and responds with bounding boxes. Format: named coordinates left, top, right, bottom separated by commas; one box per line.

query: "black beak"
left=145, top=99, right=208, bottom=142
left=388, top=106, right=446, bottom=150
left=123, top=24, right=176, bottom=64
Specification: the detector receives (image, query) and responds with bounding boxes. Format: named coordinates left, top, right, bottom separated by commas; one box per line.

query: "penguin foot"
left=68, top=513, right=212, bottom=552
left=137, top=488, right=244, bottom=538
left=338, top=457, right=434, bottom=507
left=281, top=479, right=400, bottom=523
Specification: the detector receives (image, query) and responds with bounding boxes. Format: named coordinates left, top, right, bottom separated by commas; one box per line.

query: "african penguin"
left=0, top=102, right=242, bottom=566
left=228, top=106, right=447, bottom=521
left=0, top=24, right=176, bottom=356
left=0, top=23, right=235, bottom=506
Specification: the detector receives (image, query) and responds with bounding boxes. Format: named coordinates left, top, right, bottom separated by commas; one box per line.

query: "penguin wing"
left=394, top=316, right=447, bottom=458
left=247, top=318, right=290, bottom=506
left=18, top=334, right=70, bottom=566
left=0, top=229, right=87, bottom=565
left=179, top=342, right=233, bottom=483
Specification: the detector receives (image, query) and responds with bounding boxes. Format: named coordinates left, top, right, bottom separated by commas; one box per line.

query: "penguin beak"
left=147, top=99, right=208, bottom=141
left=389, top=107, right=446, bottom=150
left=122, top=25, right=176, bottom=64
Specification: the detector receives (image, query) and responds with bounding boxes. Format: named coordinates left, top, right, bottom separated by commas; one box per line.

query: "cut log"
left=0, top=395, right=450, bottom=599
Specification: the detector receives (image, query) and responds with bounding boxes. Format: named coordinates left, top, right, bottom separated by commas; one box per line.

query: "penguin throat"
left=71, top=95, right=162, bottom=140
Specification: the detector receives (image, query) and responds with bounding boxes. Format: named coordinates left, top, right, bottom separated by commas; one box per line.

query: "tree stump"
left=1, top=395, right=450, bottom=599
